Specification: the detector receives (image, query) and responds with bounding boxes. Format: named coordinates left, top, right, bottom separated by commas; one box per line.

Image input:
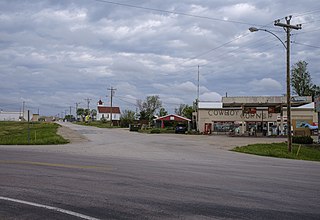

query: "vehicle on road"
left=175, top=124, right=187, bottom=134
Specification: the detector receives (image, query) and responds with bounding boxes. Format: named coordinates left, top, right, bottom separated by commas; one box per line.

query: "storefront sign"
left=208, top=109, right=274, bottom=120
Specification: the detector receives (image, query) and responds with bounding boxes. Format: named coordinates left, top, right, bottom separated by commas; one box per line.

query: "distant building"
left=32, top=114, right=39, bottom=122
left=96, top=99, right=121, bottom=121
left=0, top=110, right=29, bottom=121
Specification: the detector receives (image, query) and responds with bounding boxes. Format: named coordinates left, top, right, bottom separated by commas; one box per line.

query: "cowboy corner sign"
left=207, top=109, right=276, bottom=121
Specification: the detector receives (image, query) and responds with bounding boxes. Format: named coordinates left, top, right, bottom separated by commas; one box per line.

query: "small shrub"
left=150, top=129, right=161, bottom=134
left=292, top=136, right=314, bottom=144
left=129, top=124, right=140, bottom=131
left=100, top=118, right=107, bottom=123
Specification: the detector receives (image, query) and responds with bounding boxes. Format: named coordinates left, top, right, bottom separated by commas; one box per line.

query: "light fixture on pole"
left=249, top=16, right=301, bottom=153
left=249, top=27, right=286, bottom=49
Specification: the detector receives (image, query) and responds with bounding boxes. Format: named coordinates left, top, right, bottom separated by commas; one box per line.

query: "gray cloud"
left=0, top=0, right=319, bottom=115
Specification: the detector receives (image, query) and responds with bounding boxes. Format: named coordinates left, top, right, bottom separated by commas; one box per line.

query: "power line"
left=178, top=32, right=250, bottom=67
left=114, top=96, right=138, bottom=107
left=90, top=0, right=259, bottom=26
left=300, top=18, right=320, bottom=25
left=176, top=20, right=277, bottom=67
left=292, top=8, right=320, bottom=17
left=293, top=27, right=320, bottom=35
left=292, top=41, right=320, bottom=49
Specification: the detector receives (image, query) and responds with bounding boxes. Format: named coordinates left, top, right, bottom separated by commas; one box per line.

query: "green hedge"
left=292, top=136, right=314, bottom=144
left=149, top=129, right=160, bottom=134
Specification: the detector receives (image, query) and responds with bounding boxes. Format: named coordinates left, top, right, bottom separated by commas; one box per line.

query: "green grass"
left=75, top=121, right=120, bottom=128
left=137, top=128, right=176, bottom=134
left=232, top=142, right=320, bottom=162
left=0, top=121, right=69, bottom=145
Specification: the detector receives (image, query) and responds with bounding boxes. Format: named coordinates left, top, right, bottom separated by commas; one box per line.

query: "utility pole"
left=197, top=65, right=200, bottom=102
left=107, top=87, right=117, bottom=125
left=84, top=98, right=91, bottom=110
left=274, top=16, right=302, bottom=153
left=196, top=65, right=200, bottom=132
left=22, top=101, right=25, bottom=121
left=75, top=102, right=81, bottom=120
left=27, top=110, right=30, bottom=144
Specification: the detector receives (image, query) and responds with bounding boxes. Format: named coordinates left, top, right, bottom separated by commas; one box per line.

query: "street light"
left=249, top=27, right=286, bottom=49
left=249, top=17, right=301, bottom=153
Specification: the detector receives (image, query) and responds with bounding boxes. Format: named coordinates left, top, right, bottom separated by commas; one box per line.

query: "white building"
left=96, top=100, right=121, bottom=121
left=0, top=110, right=29, bottom=121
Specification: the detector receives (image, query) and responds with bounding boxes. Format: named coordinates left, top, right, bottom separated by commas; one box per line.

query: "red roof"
left=155, top=114, right=191, bottom=122
left=97, top=106, right=121, bottom=114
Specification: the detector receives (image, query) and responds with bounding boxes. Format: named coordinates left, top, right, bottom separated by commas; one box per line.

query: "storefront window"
left=213, top=122, right=235, bottom=133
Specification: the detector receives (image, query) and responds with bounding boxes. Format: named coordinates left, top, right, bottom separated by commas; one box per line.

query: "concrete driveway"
left=53, top=122, right=287, bottom=161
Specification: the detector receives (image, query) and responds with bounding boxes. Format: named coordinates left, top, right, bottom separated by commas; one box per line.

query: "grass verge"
left=231, top=142, right=320, bottom=162
left=0, top=121, right=69, bottom=145
left=75, top=121, right=120, bottom=128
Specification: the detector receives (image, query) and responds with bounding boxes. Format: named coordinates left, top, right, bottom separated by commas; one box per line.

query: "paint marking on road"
left=0, top=196, right=100, bottom=220
left=0, top=160, right=113, bottom=171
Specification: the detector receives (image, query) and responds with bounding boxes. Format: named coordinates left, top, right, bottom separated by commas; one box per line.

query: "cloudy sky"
left=1, top=0, right=319, bottom=116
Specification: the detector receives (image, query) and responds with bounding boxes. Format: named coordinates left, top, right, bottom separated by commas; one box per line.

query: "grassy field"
left=232, top=142, right=320, bottom=162
left=0, top=121, right=69, bottom=145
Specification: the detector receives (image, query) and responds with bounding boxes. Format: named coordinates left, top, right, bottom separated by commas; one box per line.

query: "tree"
left=175, top=104, right=194, bottom=119
left=84, top=109, right=91, bottom=116
left=158, top=107, right=167, bottom=117
left=291, top=60, right=319, bottom=98
left=137, top=95, right=162, bottom=121
left=120, top=110, right=136, bottom=127
left=64, top=115, right=74, bottom=122
left=182, top=105, right=194, bottom=119
left=175, top=104, right=185, bottom=116
left=91, top=109, right=97, bottom=121
left=76, top=108, right=85, bottom=121
left=310, top=84, right=320, bottom=98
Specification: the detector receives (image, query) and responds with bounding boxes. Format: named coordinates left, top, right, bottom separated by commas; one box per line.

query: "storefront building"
left=197, top=96, right=317, bottom=136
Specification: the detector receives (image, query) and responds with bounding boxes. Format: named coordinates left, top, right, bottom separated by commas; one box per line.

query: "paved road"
left=0, top=122, right=319, bottom=219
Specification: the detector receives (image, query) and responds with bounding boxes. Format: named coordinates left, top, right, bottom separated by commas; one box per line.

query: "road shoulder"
left=56, top=123, right=88, bottom=143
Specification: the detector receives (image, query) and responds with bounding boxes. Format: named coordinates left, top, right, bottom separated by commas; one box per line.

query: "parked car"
left=129, top=124, right=141, bottom=132
left=175, top=124, right=187, bottom=134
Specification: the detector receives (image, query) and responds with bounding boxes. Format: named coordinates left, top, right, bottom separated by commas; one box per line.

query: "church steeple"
left=97, top=99, right=103, bottom=106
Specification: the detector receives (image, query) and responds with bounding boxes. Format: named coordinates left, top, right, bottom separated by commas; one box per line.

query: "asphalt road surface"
left=0, top=122, right=319, bottom=219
